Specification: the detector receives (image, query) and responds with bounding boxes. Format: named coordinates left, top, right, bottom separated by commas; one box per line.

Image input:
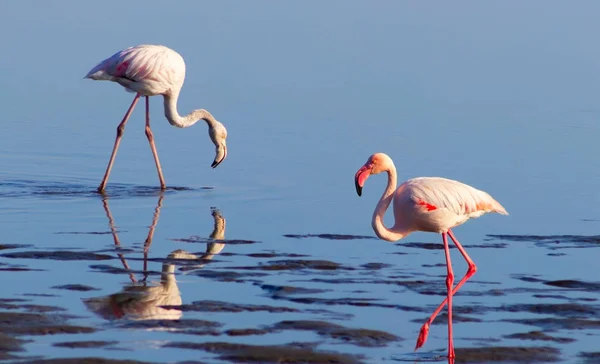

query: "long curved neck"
left=163, top=90, right=218, bottom=129
left=371, top=164, right=406, bottom=242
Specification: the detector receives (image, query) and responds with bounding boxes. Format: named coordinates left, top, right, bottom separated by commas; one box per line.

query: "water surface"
left=1, top=1, right=600, bottom=363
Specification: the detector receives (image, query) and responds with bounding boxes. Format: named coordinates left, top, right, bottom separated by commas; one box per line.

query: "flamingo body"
left=86, top=45, right=185, bottom=96
left=354, top=152, right=507, bottom=359
left=392, top=177, right=507, bottom=235
left=85, top=44, right=228, bottom=192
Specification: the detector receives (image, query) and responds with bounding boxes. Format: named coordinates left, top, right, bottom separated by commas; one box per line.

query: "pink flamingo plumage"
left=85, top=44, right=228, bottom=192
left=354, top=152, right=508, bottom=359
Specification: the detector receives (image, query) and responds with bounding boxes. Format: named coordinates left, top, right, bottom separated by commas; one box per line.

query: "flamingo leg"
left=144, top=96, right=166, bottom=190
left=142, top=194, right=164, bottom=282
left=415, top=229, right=476, bottom=356
left=98, top=94, right=141, bottom=193
left=102, top=198, right=137, bottom=283
left=442, top=232, right=456, bottom=357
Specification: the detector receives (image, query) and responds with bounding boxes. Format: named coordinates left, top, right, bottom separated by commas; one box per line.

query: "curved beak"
left=211, top=159, right=221, bottom=169
left=355, top=177, right=362, bottom=196
left=354, top=165, right=371, bottom=197
left=211, top=145, right=227, bottom=169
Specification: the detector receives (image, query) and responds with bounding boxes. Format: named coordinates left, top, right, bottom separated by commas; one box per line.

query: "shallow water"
left=1, top=2, right=600, bottom=363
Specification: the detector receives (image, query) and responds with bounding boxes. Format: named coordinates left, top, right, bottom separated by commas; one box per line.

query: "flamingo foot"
left=415, top=322, right=430, bottom=351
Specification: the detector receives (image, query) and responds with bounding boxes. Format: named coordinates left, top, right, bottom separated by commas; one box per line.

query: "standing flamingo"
left=85, top=44, right=228, bottom=192
left=354, top=153, right=507, bottom=359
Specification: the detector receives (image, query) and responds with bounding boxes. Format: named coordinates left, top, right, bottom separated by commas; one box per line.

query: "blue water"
left=1, top=1, right=600, bottom=363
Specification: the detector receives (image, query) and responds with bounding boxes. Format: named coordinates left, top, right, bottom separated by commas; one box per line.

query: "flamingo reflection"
left=83, top=196, right=226, bottom=321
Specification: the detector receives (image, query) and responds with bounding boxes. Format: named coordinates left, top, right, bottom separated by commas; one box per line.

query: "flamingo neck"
left=160, top=263, right=180, bottom=291
left=371, top=164, right=407, bottom=242
left=163, top=90, right=219, bottom=129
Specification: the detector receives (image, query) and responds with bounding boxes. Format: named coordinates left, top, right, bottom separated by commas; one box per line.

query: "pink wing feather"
left=403, top=177, right=508, bottom=218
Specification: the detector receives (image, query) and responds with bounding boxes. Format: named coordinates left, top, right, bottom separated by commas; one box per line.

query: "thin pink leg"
left=98, top=94, right=141, bottom=193
left=415, top=229, right=477, bottom=355
left=415, top=233, right=455, bottom=357
left=442, top=233, right=456, bottom=357
left=144, top=96, right=166, bottom=189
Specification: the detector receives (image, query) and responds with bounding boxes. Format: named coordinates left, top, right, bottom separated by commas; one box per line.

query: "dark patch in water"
left=401, top=242, right=451, bottom=250
left=1, top=251, right=114, bottom=261
left=20, top=305, right=66, bottom=314
left=488, top=233, right=600, bottom=250
left=0, top=302, right=60, bottom=313
left=461, top=336, right=503, bottom=344
left=361, top=262, right=392, bottom=270
left=0, top=267, right=44, bottom=272
left=170, top=236, right=257, bottom=245
left=513, top=275, right=600, bottom=292
left=89, top=264, right=161, bottom=277
left=279, top=296, right=397, bottom=309
left=245, top=252, right=309, bottom=258
left=163, top=341, right=363, bottom=364
left=224, top=328, right=270, bottom=336
left=21, top=293, right=58, bottom=298
left=0, top=302, right=23, bottom=310
left=578, top=352, right=600, bottom=364
left=545, top=279, right=600, bottom=290
left=0, top=299, right=29, bottom=303
left=502, top=303, right=599, bottom=318
left=532, top=294, right=572, bottom=300
left=270, top=320, right=400, bottom=347
left=413, top=312, right=482, bottom=325
left=463, top=242, right=508, bottom=249
left=422, top=263, right=447, bottom=268
left=400, top=241, right=506, bottom=251
left=19, top=359, right=154, bottom=364
left=258, top=284, right=329, bottom=297
left=0, top=332, right=26, bottom=360
left=7, top=325, right=96, bottom=336
left=189, top=269, right=267, bottom=282
left=283, top=233, right=376, bottom=241
left=503, top=330, right=575, bottom=343
left=170, top=300, right=298, bottom=313
left=53, top=341, right=118, bottom=348
left=231, top=259, right=350, bottom=271
left=296, top=276, right=503, bottom=299
left=453, top=346, right=561, bottom=363
left=402, top=241, right=507, bottom=250
left=0, top=311, right=95, bottom=336
left=54, top=231, right=115, bottom=235
left=0, top=244, right=33, bottom=250
left=52, top=284, right=100, bottom=292
left=502, top=317, right=600, bottom=330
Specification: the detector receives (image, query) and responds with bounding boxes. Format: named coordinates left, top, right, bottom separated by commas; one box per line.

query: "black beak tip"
left=211, top=158, right=223, bottom=169
left=355, top=179, right=362, bottom=197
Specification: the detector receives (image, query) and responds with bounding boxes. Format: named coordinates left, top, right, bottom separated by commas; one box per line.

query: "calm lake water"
left=1, top=2, right=600, bottom=363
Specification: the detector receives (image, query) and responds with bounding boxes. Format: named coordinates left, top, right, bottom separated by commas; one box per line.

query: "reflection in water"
left=83, top=196, right=226, bottom=321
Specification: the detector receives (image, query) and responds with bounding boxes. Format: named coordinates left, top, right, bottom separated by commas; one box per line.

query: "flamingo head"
left=354, top=153, right=393, bottom=196
left=209, top=121, right=228, bottom=168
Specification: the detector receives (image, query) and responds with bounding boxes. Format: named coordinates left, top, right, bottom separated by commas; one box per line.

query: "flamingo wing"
left=85, top=45, right=185, bottom=92
left=404, top=177, right=508, bottom=219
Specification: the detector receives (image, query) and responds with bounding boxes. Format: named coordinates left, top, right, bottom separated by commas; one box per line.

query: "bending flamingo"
left=85, top=44, right=228, bottom=192
left=354, top=152, right=507, bottom=359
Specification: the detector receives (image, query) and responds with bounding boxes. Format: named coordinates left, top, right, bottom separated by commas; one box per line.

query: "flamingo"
left=85, top=197, right=227, bottom=321
left=85, top=44, right=228, bottom=192
left=354, top=152, right=508, bottom=359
